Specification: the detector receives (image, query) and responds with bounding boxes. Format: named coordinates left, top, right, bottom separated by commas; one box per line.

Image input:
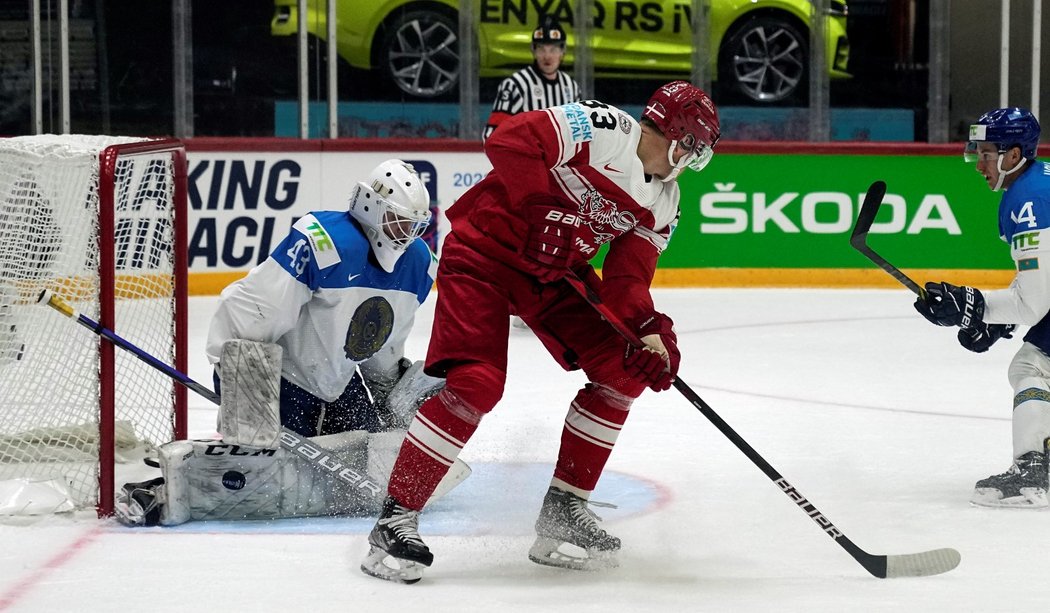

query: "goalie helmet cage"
left=0, top=135, right=188, bottom=518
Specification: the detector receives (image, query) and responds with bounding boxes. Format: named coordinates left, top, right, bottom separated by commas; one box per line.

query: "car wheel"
left=719, top=15, right=807, bottom=104
left=379, top=10, right=459, bottom=99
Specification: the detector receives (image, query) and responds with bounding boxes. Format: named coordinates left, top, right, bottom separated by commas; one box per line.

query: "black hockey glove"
left=913, top=281, right=986, bottom=328
left=958, top=323, right=1016, bottom=353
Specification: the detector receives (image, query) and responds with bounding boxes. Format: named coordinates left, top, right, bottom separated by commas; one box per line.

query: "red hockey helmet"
left=643, top=81, right=720, bottom=173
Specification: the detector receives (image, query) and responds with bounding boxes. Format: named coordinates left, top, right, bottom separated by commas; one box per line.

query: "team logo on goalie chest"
left=345, top=296, right=395, bottom=361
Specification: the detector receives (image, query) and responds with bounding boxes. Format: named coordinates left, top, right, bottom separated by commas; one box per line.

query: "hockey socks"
left=553, top=383, right=631, bottom=494
left=387, top=390, right=480, bottom=510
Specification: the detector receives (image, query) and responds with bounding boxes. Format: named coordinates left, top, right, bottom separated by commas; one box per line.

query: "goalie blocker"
left=116, top=340, right=469, bottom=526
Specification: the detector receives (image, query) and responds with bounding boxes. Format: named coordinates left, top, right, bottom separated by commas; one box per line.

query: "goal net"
left=0, top=135, right=187, bottom=517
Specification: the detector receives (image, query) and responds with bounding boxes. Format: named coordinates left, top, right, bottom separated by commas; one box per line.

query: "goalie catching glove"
left=914, top=282, right=986, bottom=328
left=523, top=199, right=579, bottom=284
left=623, top=311, right=681, bottom=391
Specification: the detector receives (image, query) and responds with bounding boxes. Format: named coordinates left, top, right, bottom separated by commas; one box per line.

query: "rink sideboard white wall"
left=183, top=139, right=1035, bottom=295
left=184, top=140, right=489, bottom=294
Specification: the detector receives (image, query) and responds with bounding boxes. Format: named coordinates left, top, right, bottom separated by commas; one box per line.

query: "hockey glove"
left=958, top=323, right=1016, bottom=353
left=367, top=358, right=413, bottom=411
left=913, top=281, right=986, bottom=328
left=623, top=312, right=681, bottom=392
left=523, top=202, right=579, bottom=284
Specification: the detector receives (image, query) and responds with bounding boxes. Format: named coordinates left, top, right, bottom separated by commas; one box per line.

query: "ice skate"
left=971, top=450, right=1049, bottom=509
left=114, top=477, right=165, bottom=526
left=360, top=496, right=433, bottom=584
left=528, top=486, right=620, bottom=571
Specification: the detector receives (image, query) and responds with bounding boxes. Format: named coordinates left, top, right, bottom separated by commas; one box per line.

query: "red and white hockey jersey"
left=450, top=99, right=682, bottom=321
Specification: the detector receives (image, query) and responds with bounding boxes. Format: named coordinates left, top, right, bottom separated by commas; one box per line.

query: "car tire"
left=718, top=15, right=808, bottom=105
left=378, top=9, right=459, bottom=99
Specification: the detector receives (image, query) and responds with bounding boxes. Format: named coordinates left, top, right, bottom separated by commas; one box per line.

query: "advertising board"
left=184, top=142, right=1013, bottom=294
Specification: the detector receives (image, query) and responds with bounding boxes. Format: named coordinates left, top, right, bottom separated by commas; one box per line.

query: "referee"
left=482, top=15, right=581, bottom=142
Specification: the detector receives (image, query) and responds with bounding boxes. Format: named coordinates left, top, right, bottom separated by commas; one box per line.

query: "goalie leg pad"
left=140, top=433, right=383, bottom=525
left=218, top=339, right=283, bottom=448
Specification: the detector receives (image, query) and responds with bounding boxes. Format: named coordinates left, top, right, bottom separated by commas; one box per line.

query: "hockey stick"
left=37, top=289, right=386, bottom=504
left=850, top=180, right=926, bottom=297
left=564, top=273, right=960, bottom=578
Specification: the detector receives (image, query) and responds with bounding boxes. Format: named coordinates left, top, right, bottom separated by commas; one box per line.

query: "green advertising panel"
left=654, top=153, right=1014, bottom=271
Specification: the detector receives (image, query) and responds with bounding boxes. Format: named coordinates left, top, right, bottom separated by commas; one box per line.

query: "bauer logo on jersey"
left=292, top=214, right=341, bottom=269
left=344, top=296, right=395, bottom=361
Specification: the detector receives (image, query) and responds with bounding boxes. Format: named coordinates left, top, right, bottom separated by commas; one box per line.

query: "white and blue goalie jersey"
left=207, top=211, right=436, bottom=402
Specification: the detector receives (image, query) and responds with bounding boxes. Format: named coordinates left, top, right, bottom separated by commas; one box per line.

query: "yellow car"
left=272, top=0, right=850, bottom=104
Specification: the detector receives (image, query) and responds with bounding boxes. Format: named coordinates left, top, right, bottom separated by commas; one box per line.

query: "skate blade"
left=970, top=487, right=1049, bottom=509
left=527, top=536, right=619, bottom=571
left=360, top=546, right=426, bottom=584
left=113, top=497, right=150, bottom=527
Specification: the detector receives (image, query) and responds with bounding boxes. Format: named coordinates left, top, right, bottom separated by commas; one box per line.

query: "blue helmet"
left=966, top=107, right=1041, bottom=161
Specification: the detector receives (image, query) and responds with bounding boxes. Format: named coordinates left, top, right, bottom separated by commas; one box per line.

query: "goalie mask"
left=349, top=160, right=432, bottom=272
left=642, top=81, right=721, bottom=182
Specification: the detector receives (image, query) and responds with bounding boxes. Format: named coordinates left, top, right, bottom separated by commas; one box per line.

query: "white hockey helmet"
left=349, top=159, right=432, bottom=272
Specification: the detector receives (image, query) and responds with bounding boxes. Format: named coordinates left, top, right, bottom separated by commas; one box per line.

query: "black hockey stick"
left=38, top=289, right=387, bottom=505
left=564, top=273, right=960, bottom=578
left=850, top=180, right=926, bottom=297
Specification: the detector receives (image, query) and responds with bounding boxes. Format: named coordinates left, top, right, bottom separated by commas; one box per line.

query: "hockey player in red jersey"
left=361, top=81, right=720, bottom=583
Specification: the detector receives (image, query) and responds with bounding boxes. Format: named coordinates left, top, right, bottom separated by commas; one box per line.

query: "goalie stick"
left=37, top=289, right=387, bottom=507
left=850, top=180, right=926, bottom=297
left=564, top=273, right=960, bottom=579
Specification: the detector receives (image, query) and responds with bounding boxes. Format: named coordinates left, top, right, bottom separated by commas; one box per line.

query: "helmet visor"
left=676, top=133, right=716, bottom=172
left=964, top=140, right=1007, bottom=163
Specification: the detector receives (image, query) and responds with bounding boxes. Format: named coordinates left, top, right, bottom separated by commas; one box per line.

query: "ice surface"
left=1, top=289, right=1042, bottom=612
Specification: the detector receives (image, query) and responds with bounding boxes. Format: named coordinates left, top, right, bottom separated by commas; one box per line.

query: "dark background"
left=0, top=0, right=927, bottom=138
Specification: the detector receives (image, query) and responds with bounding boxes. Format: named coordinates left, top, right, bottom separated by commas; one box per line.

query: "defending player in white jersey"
left=360, top=81, right=720, bottom=583
left=482, top=15, right=580, bottom=142
left=115, top=160, right=468, bottom=526
left=207, top=159, right=436, bottom=436
left=914, top=108, right=1050, bottom=508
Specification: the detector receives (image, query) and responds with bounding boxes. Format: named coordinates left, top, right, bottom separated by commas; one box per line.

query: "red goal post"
left=0, top=136, right=188, bottom=518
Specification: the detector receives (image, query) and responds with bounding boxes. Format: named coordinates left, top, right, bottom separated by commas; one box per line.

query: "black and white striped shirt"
left=483, top=64, right=580, bottom=141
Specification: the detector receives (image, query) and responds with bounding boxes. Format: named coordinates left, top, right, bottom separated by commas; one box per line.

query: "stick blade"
left=850, top=180, right=888, bottom=246
left=883, top=547, right=961, bottom=578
